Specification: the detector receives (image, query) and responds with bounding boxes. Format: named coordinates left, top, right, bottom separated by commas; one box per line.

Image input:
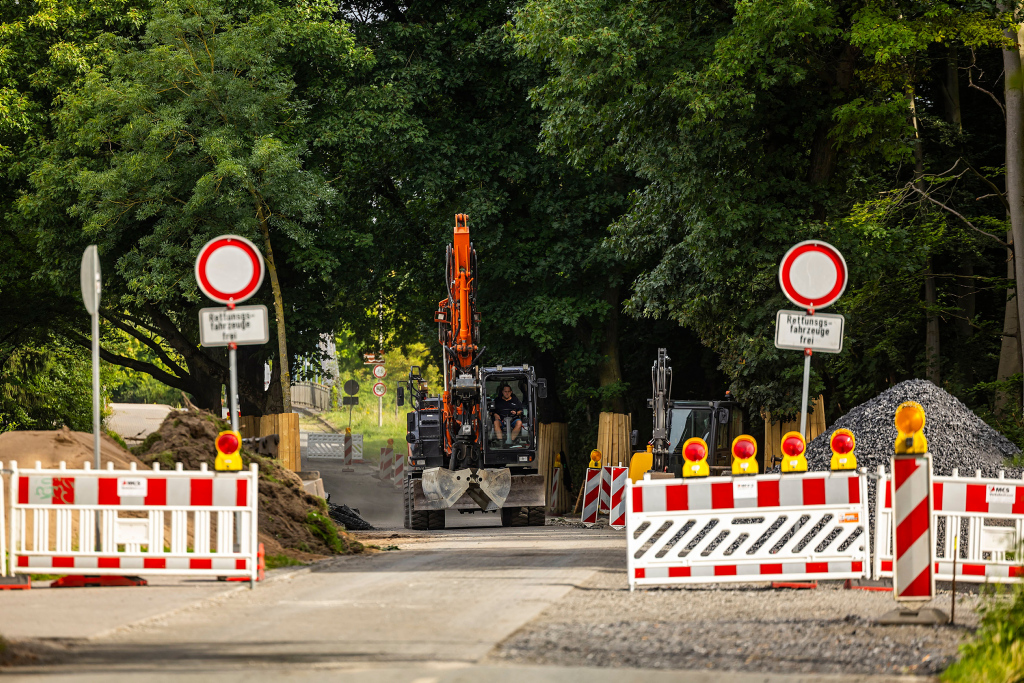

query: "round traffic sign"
left=372, top=382, right=386, bottom=397
left=343, top=379, right=359, bottom=396
left=372, top=364, right=387, bottom=379
left=195, top=235, right=265, bottom=304
left=778, top=240, right=847, bottom=310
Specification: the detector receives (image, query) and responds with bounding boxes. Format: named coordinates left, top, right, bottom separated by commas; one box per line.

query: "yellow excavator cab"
left=629, top=444, right=654, bottom=483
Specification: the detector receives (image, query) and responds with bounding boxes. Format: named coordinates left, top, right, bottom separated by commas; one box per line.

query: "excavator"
left=629, top=348, right=751, bottom=480
left=398, top=215, right=548, bottom=530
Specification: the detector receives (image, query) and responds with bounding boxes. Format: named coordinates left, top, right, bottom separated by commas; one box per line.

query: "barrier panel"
left=7, top=461, right=259, bottom=583
left=378, top=446, right=393, bottom=485
left=392, top=445, right=404, bottom=486
left=875, top=467, right=1024, bottom=583
left=608, top=467, right=627, bottom=529
left=627, top=471, right=870, bottom=590
left=582, top=468, right=601, bottom=525
left=305, top=432, right=363, bottom=462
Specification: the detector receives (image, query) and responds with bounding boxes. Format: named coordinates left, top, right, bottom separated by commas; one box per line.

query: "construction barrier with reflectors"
left=3, top=461, right=260, bottom=583
left=875, top=466, right=1024, bottom=584
left=627, top=470, right=870, bottom=589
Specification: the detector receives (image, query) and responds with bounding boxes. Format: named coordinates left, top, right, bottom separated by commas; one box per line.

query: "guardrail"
left=292, top=381, right=331, bottom=411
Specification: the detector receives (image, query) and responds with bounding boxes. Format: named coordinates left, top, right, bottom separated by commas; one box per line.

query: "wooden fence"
left=239, top=412, right=300, bottom=472
left=761, top=394, right=827, bottom=465
left=596, top=412, right=633, bottom=467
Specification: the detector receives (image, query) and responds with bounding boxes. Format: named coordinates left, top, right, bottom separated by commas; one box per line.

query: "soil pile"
left=134, top=409, right=362, bottom=561
left=804, top=379, right=1020, bottom=476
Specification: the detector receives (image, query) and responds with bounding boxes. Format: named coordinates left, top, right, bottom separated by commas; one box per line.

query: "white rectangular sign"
left=774, top=310, right=844, bottom=353
left=199, top=305, right=270, bottom=347
left=117, top=477, right=148, bottom=498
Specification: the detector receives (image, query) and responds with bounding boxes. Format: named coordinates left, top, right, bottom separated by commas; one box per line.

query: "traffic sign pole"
left=80, top=245, right=101, bottom=551
left=800, top=348, right=811, bottom=437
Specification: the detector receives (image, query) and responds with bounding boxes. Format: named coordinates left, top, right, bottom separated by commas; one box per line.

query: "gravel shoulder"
left=489, top=558, right=992, bottom=678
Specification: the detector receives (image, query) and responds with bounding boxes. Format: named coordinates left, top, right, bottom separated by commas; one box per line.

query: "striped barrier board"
left=548, top=467, right=560, bottom=514
left=875, top=466, right=1024, bottom=583
left=600, top=466, right=612, bottom=514
left=582, top=468, right=601, bottom=526
left=378, top=446, right=393, bottom=484
left=627, top=471, right=870, bottom=589
left=608, top=466, right=627, bottom=529
left=306, top=433, right=363, bottom=462
left=7, top=461, right=259, bottom=582
left=392, top=442, right=404, bottom=486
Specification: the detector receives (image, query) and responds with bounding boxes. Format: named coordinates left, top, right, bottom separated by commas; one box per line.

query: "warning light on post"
left=215, top=430, right=243, bottom=471
left=829, top=428, right=856, bottom=470
left=894, top=401, right=928, bottom=455
left=731, top=435, right=758, bottom=475
left=682, top=437, right=709, bottom=478
left=780, top=431, right=807, bottom=473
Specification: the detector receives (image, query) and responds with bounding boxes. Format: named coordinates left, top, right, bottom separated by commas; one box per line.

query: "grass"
left=943, top=585, right=1024, bottom=682
left=264, top=554, right=307, bottom=570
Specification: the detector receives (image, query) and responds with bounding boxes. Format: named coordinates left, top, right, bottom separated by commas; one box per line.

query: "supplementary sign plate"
left=774, top=310, right=844, bottom=353
left=199, top=305, right=270, bottom=346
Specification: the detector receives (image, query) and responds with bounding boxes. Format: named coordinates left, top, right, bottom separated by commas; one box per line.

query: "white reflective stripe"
left=782, top=562, right=804, bottom=574
left=120, top=557, right=144, bottom=569
left=895, top=532, right=931, bottom=594
left=212, top=478, right=236, bottom=507
left=828, top=561, right=852, bottom=573
left=76, top=556, right=98, bottom=569
left=736, top=564, right=759, bottom=576
left=212, top=558, right=235, bottom=570
left=640, top=483, right=666, bottom=513
left=941, top=482, right=966, bottom=513
left=894, top=462, right=929, bottom=528
left=778, top=478, right=803, bottom=506
left=27, top=556, right=51, bottom=568
left=167, top=558, right=190, bottom=569
left=825, top=476, right=850, bottom=504
left=167, top=479, right=190, bottom=506
left=120, top=496, right=145, bottom=506
left=688, top=482, right=712, bottom=510
left=76, top=477, right=98, bottom=505
left=691, top=566, right=715, bottom=577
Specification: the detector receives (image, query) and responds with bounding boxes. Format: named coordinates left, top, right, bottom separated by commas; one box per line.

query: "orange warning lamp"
left=215, top=430, right=243, bottom=471
left=894, top=401, right=927, bottom=455
left=682, top=437, right=709, bottom=478
left=588, top=449, right=602, bottom=469
left=779, top=431, right=807, bottom=473
left=829, top=428, right=856, bottom=470
left=731, top=435, right=759, bottom=475
left=553, top=452, right=562, bottom=468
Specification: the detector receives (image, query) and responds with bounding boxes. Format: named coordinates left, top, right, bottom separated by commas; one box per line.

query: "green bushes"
left=944, top=587, right=1024, bottom=682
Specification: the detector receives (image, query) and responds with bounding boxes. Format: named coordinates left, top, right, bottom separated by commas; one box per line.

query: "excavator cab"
left=665, top=400, right=744, bottom=476
left=480, top=367, right=538, bottom=464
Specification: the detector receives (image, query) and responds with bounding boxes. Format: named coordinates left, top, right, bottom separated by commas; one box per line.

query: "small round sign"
left=343, top=379, right=359, bottom=396
left=372, top=382, right=386, bottom=397
left=372, top=364, right=387, bottom=379
left=195, top=235, right=265, bottom=304
left=778, top=240, right=848, bottom=311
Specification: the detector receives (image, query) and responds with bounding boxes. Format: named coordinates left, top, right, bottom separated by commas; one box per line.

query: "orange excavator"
left=398, top=215, right=548, bottom=529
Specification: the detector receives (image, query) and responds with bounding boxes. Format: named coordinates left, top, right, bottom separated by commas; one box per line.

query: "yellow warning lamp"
left=682, top=437, right=710, bottom=478
left=215, top=430, right=243, bottom=471
left=588, top=449, right=602, bottom=469
left=779, top=431, right=807, bottom=473
left=553, top=452, right=562, bottom=468
left=731, top=435, right=759, bottom=476
left=894, top=401, right=928, bottom=455
left=628, top=444, right=654, bottom=483
left=829, top=429, right=856, bottom=470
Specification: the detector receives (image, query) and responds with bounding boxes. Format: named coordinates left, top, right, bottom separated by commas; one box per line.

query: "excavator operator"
left=491, top=383, right=524, bottom=444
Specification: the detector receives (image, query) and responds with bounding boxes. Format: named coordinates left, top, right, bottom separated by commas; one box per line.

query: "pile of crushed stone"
left=802, top=379, right=1020, bottom=476
left=134, top=409, right=363, bottom=561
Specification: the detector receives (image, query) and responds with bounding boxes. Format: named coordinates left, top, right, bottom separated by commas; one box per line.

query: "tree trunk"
left=1000, top=2, right=1024, bottom=406
left=997, top=231, right=1022, bottom=414
left=911, top=84, right=941, bottom=384
left=597, top=285, right=626, bottom=413
left=940, top=46, right=962, bottom=133
left=257, top=205, right=292, bottom=414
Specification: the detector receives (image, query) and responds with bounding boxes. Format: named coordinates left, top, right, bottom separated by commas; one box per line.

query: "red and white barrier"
left=600, top=466, right=612, bottom=514
left=379, top=446, right=393, bottom=483
left=627, top=471, right=870, bottom=589
left=6, top=461, right=259, bottom=582
left=342, top=430, right=354, bottom=472
left=391, top=440, right=404, bottom=486
left=876, top=467, right=1024, bottom=583
left=608, top=466, right=627, bottom=529
left=582, top=468, right=601, bottom=526
left=548, top=466, right=561, bottom=514
left=892, top=454, right=934, bottom=601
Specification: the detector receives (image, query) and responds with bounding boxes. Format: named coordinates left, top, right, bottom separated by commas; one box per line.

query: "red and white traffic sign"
left=372, top=364, right=387, bottom=379
left=778, top=240, right=847, bottom=311
left=372, top=382, right=386, bottom=397
left=195, top=235, right=265, bottom=304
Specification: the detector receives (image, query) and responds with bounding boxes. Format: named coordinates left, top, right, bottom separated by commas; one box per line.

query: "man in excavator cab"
left=490, top=382, right=525, bottom=445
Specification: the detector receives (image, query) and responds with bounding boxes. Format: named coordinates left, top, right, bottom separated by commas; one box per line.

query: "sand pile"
left=134, top=409, right=363, bottom=560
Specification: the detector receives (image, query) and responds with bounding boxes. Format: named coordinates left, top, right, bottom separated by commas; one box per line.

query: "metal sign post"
left=342, top=379, right=359, bottom=429
left=79, top=246, right=102, bottom=469
left=776, top=241, right=848, bottom=440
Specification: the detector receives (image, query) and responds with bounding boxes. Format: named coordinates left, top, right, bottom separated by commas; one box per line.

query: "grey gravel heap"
left=801, top=378, right=1020, bottom=477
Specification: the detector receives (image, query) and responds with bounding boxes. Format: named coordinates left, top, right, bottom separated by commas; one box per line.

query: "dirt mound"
left=134, top=409, right=363, bottom=560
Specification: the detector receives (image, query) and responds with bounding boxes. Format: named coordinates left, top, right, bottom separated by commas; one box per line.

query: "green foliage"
left=264, top=553, right=306, bottom=569
left=943, top=586, right=1024, bottom=682
left=0, top=337, right=99, bottom=432
left=304, top=510, right=343, bottom=552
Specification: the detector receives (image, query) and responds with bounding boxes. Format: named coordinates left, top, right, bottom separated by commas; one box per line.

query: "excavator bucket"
left=420, top=467, right=513, bottom=510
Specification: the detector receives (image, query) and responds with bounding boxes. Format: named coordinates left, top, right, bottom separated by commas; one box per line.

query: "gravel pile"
left=802, top=379, right=1020, bottom=476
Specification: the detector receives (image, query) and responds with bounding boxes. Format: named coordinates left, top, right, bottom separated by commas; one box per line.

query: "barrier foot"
left=845, top=578, right=892, bottom=592
left=342, top=467, right=355, bottom=472
left=875, top=607, right=949, bottom=625
left=51, top=575, right=147, bottom=588
left=0, top=575, right=31, bottom=590
left=772, top=581, right=817, bottom=590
